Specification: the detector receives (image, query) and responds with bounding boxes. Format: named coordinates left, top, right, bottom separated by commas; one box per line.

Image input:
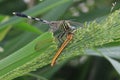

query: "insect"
left=13, top=12, right=79, bottom=66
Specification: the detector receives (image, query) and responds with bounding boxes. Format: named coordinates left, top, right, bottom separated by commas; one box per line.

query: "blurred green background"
left=0, top=0, right=120, bottom=80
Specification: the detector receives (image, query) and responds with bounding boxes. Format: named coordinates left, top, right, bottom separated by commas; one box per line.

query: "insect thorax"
left=49, top=20, right=76, bottom=34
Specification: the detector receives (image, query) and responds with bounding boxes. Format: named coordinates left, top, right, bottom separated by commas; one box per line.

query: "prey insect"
left=13, top=12, right=78, bottom=66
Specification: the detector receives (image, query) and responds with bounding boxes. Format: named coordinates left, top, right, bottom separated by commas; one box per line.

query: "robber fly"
left=13, top=12, right=80, bottom=66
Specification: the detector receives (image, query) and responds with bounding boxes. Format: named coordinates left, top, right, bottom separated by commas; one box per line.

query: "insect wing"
left=68, top=20, right=84, bottom=28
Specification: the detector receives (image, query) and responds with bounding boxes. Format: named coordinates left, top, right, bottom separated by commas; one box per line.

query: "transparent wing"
left=67, top=20, right=84, bottom=28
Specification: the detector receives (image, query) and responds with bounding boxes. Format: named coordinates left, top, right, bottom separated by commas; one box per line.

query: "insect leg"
left=57, top=31, right=66, bottom=43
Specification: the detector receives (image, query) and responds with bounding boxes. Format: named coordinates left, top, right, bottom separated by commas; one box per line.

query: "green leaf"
left=85, top=46, right=120, bottom=59
left=101, top=52, right=120, bottom=75
left=92, top=47, right=120, bottom=75
left=0, top=32, right=57, bottom=80
left=0, top=26, right=11, bottom=42
left=15, top=22, right=42, bottom=34
left=0, top=17, right=11, bottom=42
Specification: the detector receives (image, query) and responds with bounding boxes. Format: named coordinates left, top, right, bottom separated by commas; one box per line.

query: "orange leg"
left=51, top=33, right=73, bottom=66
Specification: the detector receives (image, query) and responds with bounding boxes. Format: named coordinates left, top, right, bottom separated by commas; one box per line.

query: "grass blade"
left=0, top=32, right=57, bottom=80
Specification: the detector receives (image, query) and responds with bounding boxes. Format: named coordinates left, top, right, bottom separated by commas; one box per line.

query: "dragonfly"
left=13, top=12, right=81, bottom=66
